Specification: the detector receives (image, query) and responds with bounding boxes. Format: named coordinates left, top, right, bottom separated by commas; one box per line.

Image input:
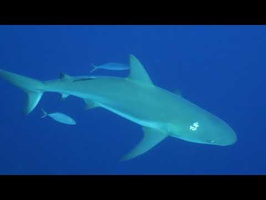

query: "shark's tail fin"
left=90, top=64, right=98, bottom=73
left=41, top=108, right=48, bottom=118
left=0, top=69, right=45, bottom=115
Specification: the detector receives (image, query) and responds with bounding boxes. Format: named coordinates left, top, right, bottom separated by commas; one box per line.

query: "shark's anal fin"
left=127, top=55, right=154, bottom=86
left=121, top=127, right=168, bottom=161
left=61, top=93, right=70, bottom=100
left=26, top=92, right=43, bottom=115
left=84, top=99, right=99, bottom=110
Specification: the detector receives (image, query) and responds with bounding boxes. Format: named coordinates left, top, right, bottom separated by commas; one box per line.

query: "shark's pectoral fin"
left=84, top=99, right=100, bottom=110
left=121, top=127, right=168, bottom=161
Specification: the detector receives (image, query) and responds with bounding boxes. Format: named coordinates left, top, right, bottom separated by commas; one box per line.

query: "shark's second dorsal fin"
left=127, top=55, right=154, bottom=85
left=60, top=73, right=71, bottom=80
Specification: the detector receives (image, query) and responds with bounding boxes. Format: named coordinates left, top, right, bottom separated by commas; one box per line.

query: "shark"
left=0, top=55, right=237, bottom=160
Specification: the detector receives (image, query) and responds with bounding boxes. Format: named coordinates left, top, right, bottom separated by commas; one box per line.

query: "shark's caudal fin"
left=0, top=69, right=45, bottom=114
left=121, top=127, right=168, bottom=161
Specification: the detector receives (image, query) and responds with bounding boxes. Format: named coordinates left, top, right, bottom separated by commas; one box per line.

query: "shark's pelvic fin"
left=0, top=69, right=44, bottom=115
left=121, top=127, right=168, bottom=161
left=127, top=55, right=154, bottom=86
left=172, top=89, right=182, bottom=97
left=84, top=99, right=100, bottom=110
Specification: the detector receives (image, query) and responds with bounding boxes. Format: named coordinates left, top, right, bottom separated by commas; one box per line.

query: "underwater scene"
left=0, top=25, right=265, bottom=175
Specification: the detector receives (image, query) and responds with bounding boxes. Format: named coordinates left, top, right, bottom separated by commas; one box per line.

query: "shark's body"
left=0, top=55, right=237, bottom=160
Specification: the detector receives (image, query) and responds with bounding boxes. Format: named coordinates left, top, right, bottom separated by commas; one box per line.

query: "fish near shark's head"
left=168, top=114, right=237, bottom=146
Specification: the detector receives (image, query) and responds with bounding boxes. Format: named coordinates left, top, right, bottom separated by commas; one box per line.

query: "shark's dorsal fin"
left=121, top=127, right=168, bottom=161
left=60, top=73, right=71, bottom=80
left=127, top=54, right=154, bottom=85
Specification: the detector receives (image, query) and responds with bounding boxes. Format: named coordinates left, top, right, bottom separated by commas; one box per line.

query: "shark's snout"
left=209, top=125, right=237, bottom=146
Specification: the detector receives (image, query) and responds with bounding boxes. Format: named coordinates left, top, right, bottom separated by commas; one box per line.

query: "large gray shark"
left=0, top=55, right=237, bottom=160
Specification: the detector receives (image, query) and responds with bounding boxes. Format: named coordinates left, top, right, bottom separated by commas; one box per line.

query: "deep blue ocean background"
left=0, top=25, right=265, bottom=175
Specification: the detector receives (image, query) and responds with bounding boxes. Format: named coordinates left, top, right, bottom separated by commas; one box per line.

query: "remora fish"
left=90, top=62, right=129, bottom=73
left=0, top=55, right=237, bottom=160
left=41, top=108, right=76, bottom=125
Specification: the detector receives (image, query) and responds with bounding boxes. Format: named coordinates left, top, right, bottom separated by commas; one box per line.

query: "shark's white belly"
left=97, top=102, right=162, bottom=129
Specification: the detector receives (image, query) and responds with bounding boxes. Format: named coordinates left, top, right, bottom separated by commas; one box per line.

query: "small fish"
left=41, top=109, right=76, bottom=125
left=90, top=62, right=129, bottom=73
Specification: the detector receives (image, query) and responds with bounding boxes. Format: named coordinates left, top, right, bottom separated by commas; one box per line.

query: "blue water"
left=0, top=25, right=265, bottom=175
